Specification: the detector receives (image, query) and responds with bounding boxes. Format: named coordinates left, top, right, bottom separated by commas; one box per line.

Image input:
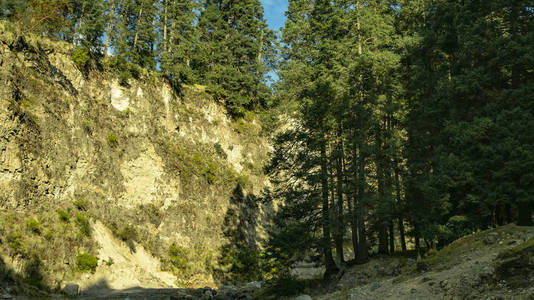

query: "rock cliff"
left=0, top=23, right=273, bottom=290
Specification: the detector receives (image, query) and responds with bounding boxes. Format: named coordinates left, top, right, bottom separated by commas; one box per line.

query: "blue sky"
left=260, top=0, right=289, bottom=32
left=260, top=0, right=288, bottom=84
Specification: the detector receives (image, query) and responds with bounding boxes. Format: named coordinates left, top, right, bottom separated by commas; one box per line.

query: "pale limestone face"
left=120, top=145, right=165, bottom=208
left=110, top=81, right=130, bottom=111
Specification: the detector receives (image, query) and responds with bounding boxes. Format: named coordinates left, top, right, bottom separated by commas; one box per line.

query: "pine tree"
left=159, top=0, right=199, bottom=85
left=195, top=0, right=275, bottom=116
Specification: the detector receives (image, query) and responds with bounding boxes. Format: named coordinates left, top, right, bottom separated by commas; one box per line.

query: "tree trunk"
left=133, top=7, right=143, bottom=49
left=355, top=144, right=368, bottom=264
left=104, top=3, right=115, bottom=57
left=257, top=29, right=263, bottom=69
left=350, top=146, right=359, bottom=259
left=505, top=203, right=512, bottom=224
left=376, top=127, right=388, bottom=255
left=163, top=1, right=168, bottom=52
left=394, top=159, right=406, bottom=252
left=354, top=0, right=368, bottom=264
left=389, top=223, right=395, bottom=254
left=415, top=226, right=421, bottom=257
left=510, top=2, right=520, bottom=89
left=399, top=217, right=407, bottom=253
left=334, top=121, right=345, bottom=264
left=518, top=200, right=533, bottom=226
left=321, top=131, right=339, bottom=278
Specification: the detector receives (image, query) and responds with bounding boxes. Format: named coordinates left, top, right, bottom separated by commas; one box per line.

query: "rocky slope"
left=0, top=22, right=273, bottom=293
left=313, top=225, right=534, bottom=300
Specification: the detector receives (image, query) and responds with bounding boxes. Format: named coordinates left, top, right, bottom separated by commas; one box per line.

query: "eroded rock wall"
left=0, top=24, right=272, bottom=287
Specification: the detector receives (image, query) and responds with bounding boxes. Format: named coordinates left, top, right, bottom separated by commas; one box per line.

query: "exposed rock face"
left=0, top=25, right=273, bottom=288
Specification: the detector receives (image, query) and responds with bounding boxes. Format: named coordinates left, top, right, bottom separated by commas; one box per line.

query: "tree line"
left=0, top=0, right=277, bottom=116
left=267, top=0, right=534, bottom=279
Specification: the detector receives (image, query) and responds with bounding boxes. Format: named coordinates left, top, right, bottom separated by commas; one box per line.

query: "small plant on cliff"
left=7, top=231, right=23, bottom=254
left=103, top=257, right=114, bottom=266
left=75, top=213, right=90, bottom=237
left=56, top=209, right=70, bottom=222
left=107, top=132, right=118, bottom=147
left=169, top=243, right=189, bottom=270
left=74, top=198, right=88, bottom=211
left=76, top=253, right=98, bottom=273
left=71, top=47, right=90, bottom=69
left=116, top=224, right=137, bottom=242
left=214, top=142, right=227, bottom=159
left=203, top=162, right=217, bottom=184
left=25, top=218, right=41, bottom=235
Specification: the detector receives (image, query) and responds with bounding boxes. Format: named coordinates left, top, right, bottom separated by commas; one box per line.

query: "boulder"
left=1, top=292, right=13, bottom=299
left=294, top=295, right=312, bottom=300
left=370, top=282, right=381, bottom=292
left=485, top=232, right=499, bottom=245
left=244, top=281, right=262, bottom=290
left=62, top=283, right=79, bottom=296
left=524, top=229, right=534, bottom=242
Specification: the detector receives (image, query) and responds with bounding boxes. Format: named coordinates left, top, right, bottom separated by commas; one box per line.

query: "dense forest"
left=268, top=0, right=534, bottom=279
left=1, top=0, right=533, bottom=283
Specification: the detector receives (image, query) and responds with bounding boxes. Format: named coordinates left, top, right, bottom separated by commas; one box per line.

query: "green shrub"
left=244, top=111, right=256, bottom=122
left=25, top=218, right=41, bottom=235
left=214, top=142, right=227, bottom=159
left=118, top=70, right=131, bottom=86
left=269, top=277, right=305, bottom=297
left=103, top=257, right=114, bottom=266
left=82, top=120, right=92, bottom=134
left=204, top=252, right=213, bottom=273
left=107, top=132, right=118, bottom=147
left=236, top=175, right=249, bottom=188
left=7, top=231, right=23, bottom=254
left=141, top=203, right=162, bottom=226
left=116, top=225, right=137, bottom=242
left=446, top=215, right=473, bottom=241
left=220, top=246, right=260, bottom=282
left=76, top=253, right=98, bottom=273
left=23, top=255, right=44, bottom=287
left=75, top=214, right=90, bottom=237
left=56, top=209, right=70, bottom=222
left=169, top=243, right=189, bottom=270
left=74, top=198, right=88, bottom=211
left=203, top=162, right=217, bottom=184
left=71, top=47, right=90, bottom=69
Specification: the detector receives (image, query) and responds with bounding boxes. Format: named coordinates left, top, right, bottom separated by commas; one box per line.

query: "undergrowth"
left=0, top=208, right=96, bottom=288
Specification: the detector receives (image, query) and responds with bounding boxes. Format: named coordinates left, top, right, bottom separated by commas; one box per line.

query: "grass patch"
left=76, top=253, right=98, bottom=273
left=75, top=213, right=91, bottom=237
left=422, top=231, right=484, bottom=268
left=498, top=236, right=534, bottom=259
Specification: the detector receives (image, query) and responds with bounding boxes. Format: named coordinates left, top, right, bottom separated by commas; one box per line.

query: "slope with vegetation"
left=0, top=19, right=273, bottom=295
